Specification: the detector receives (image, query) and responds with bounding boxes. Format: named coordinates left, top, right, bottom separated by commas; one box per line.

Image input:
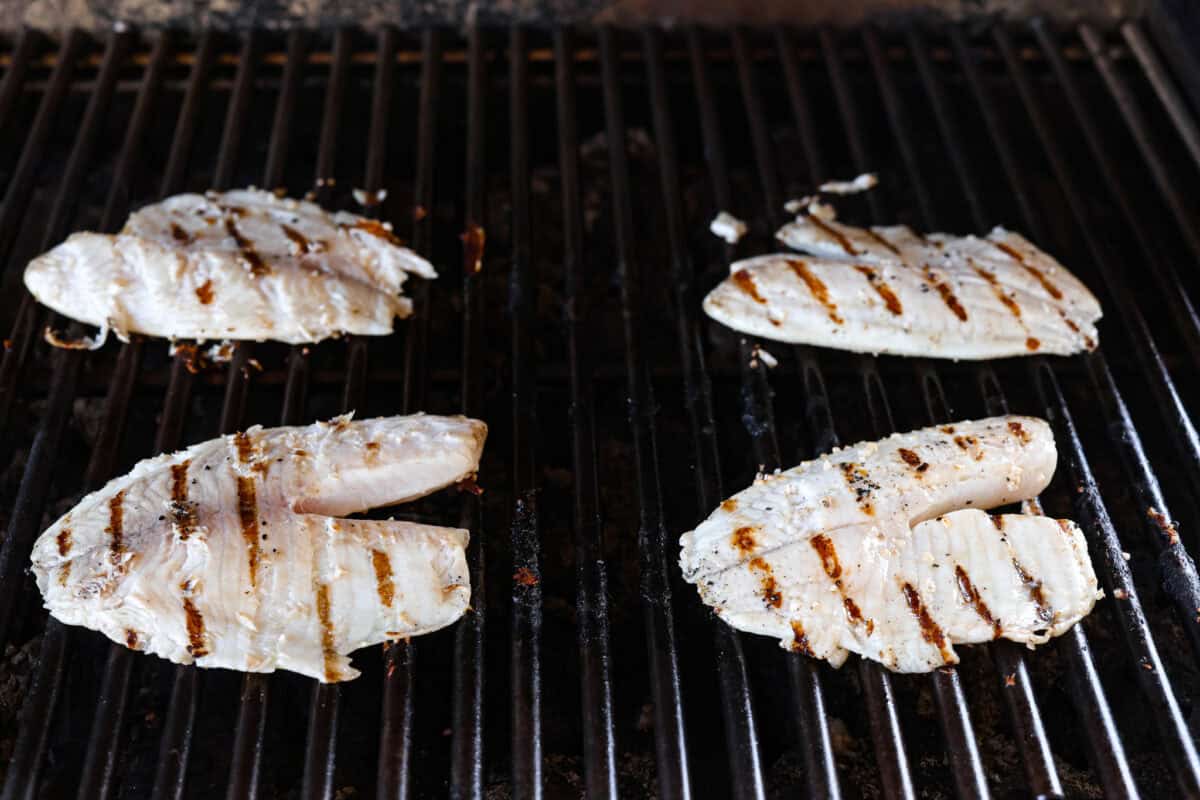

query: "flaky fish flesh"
left=31, top=413, right=486, bottom=683
left=702, top=211, right=1101, bottom=359
left=679, top=416, right=1101, bottom=672
left=25, top=189, right=436, bottom=345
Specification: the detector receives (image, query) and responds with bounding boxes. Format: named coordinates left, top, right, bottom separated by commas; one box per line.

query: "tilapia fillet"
left=31, top=414, right=486, bottom=682
left=679, top=417, right=1101, bottom=672
left=703, top=213, right=1101, bottom=359
left=24, top=189, right=437, bottom=345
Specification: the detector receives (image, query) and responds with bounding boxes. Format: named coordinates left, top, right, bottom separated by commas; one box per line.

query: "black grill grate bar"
left=314, top=29, right=351, bottom=192
left=995, top=26, right=1200, bottom=502
left=507, top=24, right=545, bottom=800
left=160, top=32, right=215, bottom=198
left=264, top=30, right=308, bottom=192
left=213, top=31, right=260, bottom=193
left=820, top=28, right=992, bottom=800
left=0, top=28, right=39, bottom=127
left=1061, top=27, right=1200, bottom=372
left=597, top=28, right=695, bottom=800
left=1123, top=22, right=1200, bottom=173
left=379, top=29, right=441, bottom=798
left=680, top=31, right=779, bottom=800
left=910, top=25, right=1200, bottom=795
left=449, top=24, right=489, bottom=800
left=553, top=28, right=619, bottom=798
left=773, top=30, right=921, bottom=800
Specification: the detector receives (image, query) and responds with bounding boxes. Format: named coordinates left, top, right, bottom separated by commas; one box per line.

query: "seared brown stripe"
left=350, top=218, right=403, bottom=246
left=56, top=528, right=72, bottom=556
left=281, top=223, right=312, bottom=253
left=788, top=259, right=844, bottom=324
left=807, top=215, right=859, bottom=256
left=108, top=492, right=125, bottom=568
left=170, top=222, right=192, bottom=244
left=58, top=562, right=71, bottom=586
left=923, top=267, right=969, bottom=321
left=195, top=280, right=214, bottom=305
left=315, top=582, right=339, bottom=681
left=731, top=270, right=767, bottom=304
left=854, top=265, right=903, bottom=315
left=371, top=549, right=395, bottom=608
left=169, top=460, right=198, bottom=541
left=225, top=218, right=270, bottom=275
left=955, top=565, right=1002, bottom=638
left=897, top=447, right=930, bottom=476
left=182, top=589, right=208, bottom=658
left=1026, top=337, right=1041, bottom=352
left=843, top=597, right=864, bottom=623
left=749, top=557, right=782, bottom=608
left=236, top=476, right=261, bottom=588
left=721, top=498, right=738, bottom=512
left=864, top=227, right=901, bottom=255
left=839, top=462, right=878, bottom=515
left=1007, top=420, right=1031, bottom=444
left=901, top=582, right=953, bottom=662
left=993, top=241, right=1063, bottom=300
left=790, top=620, right=814, bottom=656
left=731, top=526, right=757, bottom=556
left=1012, top=559, right=1053, bottom=624
left=973, top=265, right=1022, bottom=319
left=990, top=513, right=1005, bottom=531
left=234, top=431, right=253, bottom=464
left=810, top=534, right=842, bottom=580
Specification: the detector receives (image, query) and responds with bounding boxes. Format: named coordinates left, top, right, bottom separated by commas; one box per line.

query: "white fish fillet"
left=24, top=189, right=437, bottom=345
left=679, top=416, right=1101, bottom=672
left=702, top=212, right=1101, bottom=359
left=30, top=413, right=486, bottom=682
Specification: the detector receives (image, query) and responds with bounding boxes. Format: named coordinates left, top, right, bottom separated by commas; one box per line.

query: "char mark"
left=108, top=492, right=125, bottom=569
left=731, top=526, right=757, bottom=556
left=790, top=620, right=815, bottom=656
left=854, top=265, right=903, bottom=315
left=721, top=498, right=738, bottom=512
left=901, top=582, right=953, bottom=663
left=280, top=223, right=314, bottom=253
left=864, top=228, right=901, bottom=255
left=1007, top=421, right=1031, bottom=444
left=170, top=460, right=197, bottom=541
left=170, top=222, right=193, bottom=245
left=349, top=218, right=403, bottom=247
left=56, top=527, right=72, bottom=557
left=972, top=265, right=1022, bottom=319
left=225, top=218, right=270, bottom=275
left=182, top=590, right=208, bottom=658
left=235, top=476, right=261, bottom=588
left=843, top=597, right=864, bottom=623
left=731, top=270, right=767, bottom=304
left=923, top=267, right=969, bottom=321
left=810, top=534, right=843, bottom=580
left=993, top=241, right=1063, bottom=300
left=1026, top=337, right=1040, bottom=351
left=1012, top=559, right=1053, bottom=624
left=748, top=557, right=783, bottom=608
left=807, top=214, right=859, bottom=256
left=788, top=259, right=844, bottom=324
left=371, top=549, right=395, bottom=608
left=838, top=462, right=878, bottom=514
left=955, top=565, right=1002, bottom=638
left=314, top=582, right=339, bottom=681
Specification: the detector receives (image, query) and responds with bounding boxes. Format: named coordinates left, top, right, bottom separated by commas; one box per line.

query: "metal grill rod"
left=506, top=24, right=545, bottom=800
left=553, top=27, right=619, bottom=798
left=1122, top=22, right=1200, bottom=174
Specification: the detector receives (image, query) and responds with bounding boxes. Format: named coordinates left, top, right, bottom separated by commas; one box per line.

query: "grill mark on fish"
left=1012, top=559, right=1053, bottom=624
left=731, top=526, right=758, bottom=556
left=854, top=265, right=903, bottom=315
left=364, top=441, right=381, bottom=465
left=126, top=629, right=140, bottom=649
left=923, top=267, right=969, bottom=321
left=170, top=223, right=193, bottom=244
left=349, top=219, right=402, bottom=246
left=108, top=492, right=125, bottom=569
left=807, top=215, right=859, bottom=256
left=280, top=223, right=314, bottom=253
left=731, top=270, right=767, bottom=304
left=721, top=498, right=738, bottom=512
left=955, top=565, right=1002, bottom=638
left=897, top=447, right=929, bottom=476
left=839, top=462, right=878, bottom=514
left=864, top=227, right=901, bottom=255
left=788, top=259, right=844, bottom=324
left=843, top=597, right=864, bottom=623
left=790, top=620, right=814, bottom=656
left=941, top=425, right=956, bottom=434
left=314, top=582, right=339, bottom=681
left=182, top=588, right=208, bottom=658
left=993, top=241, right=1063, bottom=300
left=195, top=280, right=214, bottom=305
left=57, top=528, right=72, bottom=557
left=169, top=460, right=197, bottom=541
left=748, top=557, right=782, bottom=608
left=235, top=476, right=261, bottom=588
left=1008, top=421, right=1031, bottom=444
left=811, top=534, right=842, bottom=580
left=234, top=432, right=253, bottom=464
left=371, top=549, right=395, bottom=608
left=1026, top=337, right=1041, bottom=351
left=972, top=264, right=1022, bottom=319
left=901, top=582, right=953, bottom=663
left=225, top=218, right=270, bottom=276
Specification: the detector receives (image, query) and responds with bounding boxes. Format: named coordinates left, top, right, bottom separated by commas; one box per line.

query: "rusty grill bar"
left=1, top=20, right=1200, bottom=798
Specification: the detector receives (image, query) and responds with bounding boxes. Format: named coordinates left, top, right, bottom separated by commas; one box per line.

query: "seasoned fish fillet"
left=702, top=212, right=1100, bottom=359
left=24, top=189, right=436, bottom=344
left=31, top=413, right=486, bottom=682
left=679, top=416, right=1101, bottom=672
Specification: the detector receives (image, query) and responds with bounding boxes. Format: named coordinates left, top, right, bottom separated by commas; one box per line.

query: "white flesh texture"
left=31, top=414, right=486, bottom=683
left=679, top=416, right=1101, bottom=672
left=702, top=212, right=1101, bottom=359
left=24, top=189, right=437, bottom=344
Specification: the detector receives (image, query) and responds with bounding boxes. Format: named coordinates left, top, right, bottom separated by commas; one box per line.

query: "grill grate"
left=1, top=21, right=1200, bottom=799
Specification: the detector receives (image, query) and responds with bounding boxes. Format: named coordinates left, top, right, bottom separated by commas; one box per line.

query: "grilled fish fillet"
left=702, top=212, right=1101, bottom=359
left=31, top=413, right=486, bottom=682
left=679, top=416, right=1101, bottom=672
left=24, top=189, right=436, bottom=344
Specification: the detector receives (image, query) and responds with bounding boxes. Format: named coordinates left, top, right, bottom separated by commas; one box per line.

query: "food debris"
left=461, top=223, right=486, bottom=274
left=1147, top=507, right=1180, bottom=545
left=44, top=324, right=108, bottom=351
left=709, top=211, right=748, bottom=244
left=819, top=172, right=878, bottom=195
left=413, top=205, right=428, bottom=221
left=457, top=476, right=484, bottom=496
left=750, top=344, right=778, bottom=369
left=204, top=341, right=236, bottom=364
left=1004, top=673, right=1016, bottom=687
left=352, top=187, right=388, bottom=207
left=785, top=195, right=816, bottom=215
left=513, top=568, right=539, bottom=587
left=1113, top=588, right=1128, bottom=599
left=806, top=201, right=837, bottom=221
